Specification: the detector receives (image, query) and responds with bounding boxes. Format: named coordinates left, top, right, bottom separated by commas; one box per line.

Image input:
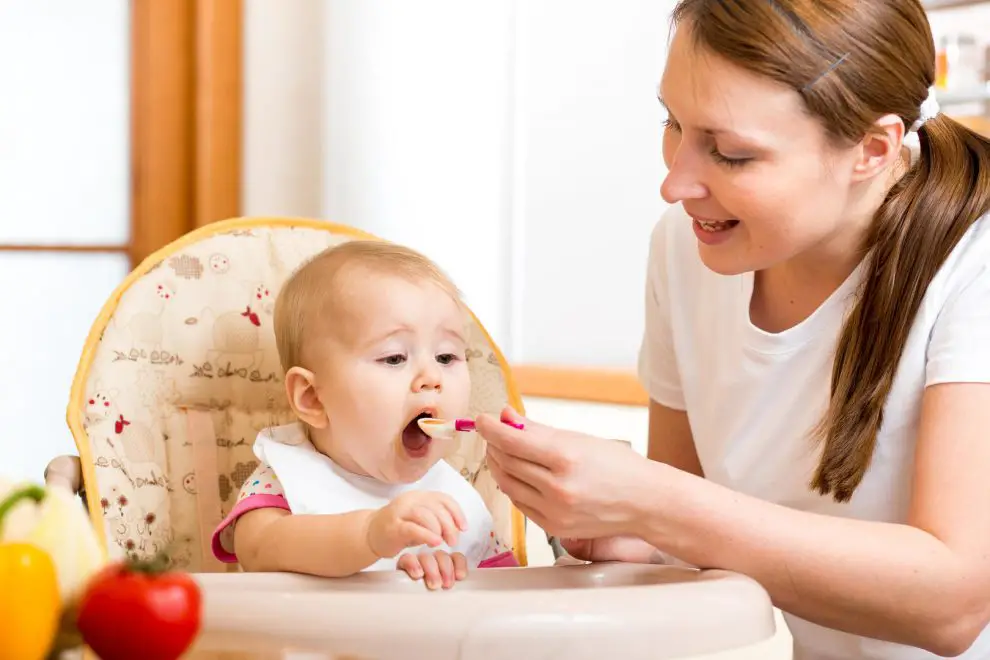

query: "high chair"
left=46, top=217, right=778, bottom=660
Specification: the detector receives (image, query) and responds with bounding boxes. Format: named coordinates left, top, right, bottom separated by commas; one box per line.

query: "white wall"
left=511, top=1, right=672, bottom=366
left=242, top=0, right=326, bottom=219
left=242, top=0, right=677, bottom=366
left=0, top=1, right=131, bottom=485
left=321, top=1, right=516, bottom=351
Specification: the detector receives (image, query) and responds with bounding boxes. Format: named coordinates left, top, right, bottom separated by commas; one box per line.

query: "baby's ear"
left=284, top=367, right=327, bottom=428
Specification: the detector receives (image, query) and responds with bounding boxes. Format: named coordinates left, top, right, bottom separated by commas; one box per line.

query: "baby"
left=210, top=240, right=517, bottom=588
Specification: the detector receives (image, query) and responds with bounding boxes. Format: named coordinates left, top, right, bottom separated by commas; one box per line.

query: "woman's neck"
left=750, top=158, right=906, bottom=333
left=750, top=250, right=862, bottom=334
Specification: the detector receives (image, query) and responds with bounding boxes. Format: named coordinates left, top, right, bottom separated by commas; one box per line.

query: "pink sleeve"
left=478, top=551, right=519, bottom=568
left=211, top=463, right=291, bottom=563
left=476, top=530, right=520, bottom=568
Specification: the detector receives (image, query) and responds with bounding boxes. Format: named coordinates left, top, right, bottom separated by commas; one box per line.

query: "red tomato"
left=76, top=561, right=201, bottom=660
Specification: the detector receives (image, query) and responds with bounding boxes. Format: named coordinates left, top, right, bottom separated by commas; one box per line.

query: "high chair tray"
left=187, top=562, right=776, bottom=659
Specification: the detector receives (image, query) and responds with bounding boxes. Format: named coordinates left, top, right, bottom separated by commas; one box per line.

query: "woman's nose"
left=660, top=147, right=708, bottom=205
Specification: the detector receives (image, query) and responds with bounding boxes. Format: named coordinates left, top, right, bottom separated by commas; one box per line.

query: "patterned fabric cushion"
left=68, top=219, right=526, bottom=572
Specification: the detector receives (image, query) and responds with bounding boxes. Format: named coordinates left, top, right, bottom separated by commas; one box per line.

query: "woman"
left=477, top=1, right=990, bottom=658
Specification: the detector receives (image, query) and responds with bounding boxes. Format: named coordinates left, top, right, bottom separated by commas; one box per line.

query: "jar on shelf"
left=936, top=33, right=981, bottom=91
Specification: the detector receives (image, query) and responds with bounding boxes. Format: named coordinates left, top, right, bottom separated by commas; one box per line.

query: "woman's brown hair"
left=670, top=0, right=990, bottom=501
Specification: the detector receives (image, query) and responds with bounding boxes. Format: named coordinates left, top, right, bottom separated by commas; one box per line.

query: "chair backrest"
left=67, top=218, right=527, bottom=572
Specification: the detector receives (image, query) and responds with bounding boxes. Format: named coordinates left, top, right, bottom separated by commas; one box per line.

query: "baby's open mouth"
left=401, top=411, right=435, bottom=458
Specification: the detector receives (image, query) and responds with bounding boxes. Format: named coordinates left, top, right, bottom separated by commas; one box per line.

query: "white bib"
left=254, top=423, right=495, bottom=571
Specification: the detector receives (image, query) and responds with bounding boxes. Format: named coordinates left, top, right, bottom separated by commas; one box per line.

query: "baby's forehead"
left=308, top=269, right=466, bottom=344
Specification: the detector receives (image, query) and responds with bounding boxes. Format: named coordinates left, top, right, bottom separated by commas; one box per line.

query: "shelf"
left=925, top=0, right=990, bottom=9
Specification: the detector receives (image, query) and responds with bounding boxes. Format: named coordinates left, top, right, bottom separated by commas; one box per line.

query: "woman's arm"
left=234, top=507, right=379, bottom=577
left=590, top=400, right=700, bottom=563
left=632, top=382, right=990, bottom=656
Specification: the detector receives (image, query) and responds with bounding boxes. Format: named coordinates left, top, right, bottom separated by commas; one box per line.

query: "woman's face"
left=659, top=26, right=874, bottom=276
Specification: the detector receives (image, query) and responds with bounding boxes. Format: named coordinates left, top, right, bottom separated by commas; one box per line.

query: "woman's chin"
left=697, top=245, right=752, bottom=276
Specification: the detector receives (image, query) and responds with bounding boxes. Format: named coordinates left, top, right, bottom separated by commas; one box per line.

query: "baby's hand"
left=397, top=550, right=468, bottom=590
left=366, top=491, right=467, bottom=559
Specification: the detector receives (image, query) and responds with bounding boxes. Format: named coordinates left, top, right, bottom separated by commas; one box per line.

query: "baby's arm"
left=232, top=489, right=467, bottom=578
left=234, top=506, right=379, bottom=577
left=212, top=463, right=380, bottom=576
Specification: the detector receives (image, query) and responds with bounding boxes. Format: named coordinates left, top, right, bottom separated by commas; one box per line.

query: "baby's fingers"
left=451, top=552, right=468, bottom=581
left=419, top=552, right=442, bottom=590
left=397, top=553, right=424, bottom=580
left=397, top=520, right=443, bottom=549
left=407, top=507, right=446, bottom=545
left=434, top=551, right=456, bottom=589
left=426, top=503, right=463, bottom=548
left=435, top=494, right=468, bottom=532
left=410, top=505, right=461, bottom=548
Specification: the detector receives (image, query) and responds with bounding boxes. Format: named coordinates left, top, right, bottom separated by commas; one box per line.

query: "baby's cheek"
left=450, top=372, right=473, bottom=414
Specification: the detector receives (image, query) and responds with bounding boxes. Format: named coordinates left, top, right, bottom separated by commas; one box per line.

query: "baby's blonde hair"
left=274, top=240, right=463, bottom=373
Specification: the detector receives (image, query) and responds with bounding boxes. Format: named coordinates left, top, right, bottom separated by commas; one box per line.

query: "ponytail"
left=812, top=117, right=990, bottom=501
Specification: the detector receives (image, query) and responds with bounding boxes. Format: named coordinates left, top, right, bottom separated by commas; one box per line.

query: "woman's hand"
left=559, top=535, right=660, bottom=564
left=477, top=407, right=650, bottom=540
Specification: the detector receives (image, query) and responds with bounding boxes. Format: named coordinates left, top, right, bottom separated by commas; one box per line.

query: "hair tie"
left=904, top=86, right=940, bottom=165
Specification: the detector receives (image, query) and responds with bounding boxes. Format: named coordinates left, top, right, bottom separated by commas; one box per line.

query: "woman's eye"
left=379, top=354, right=406, bottom=366
left=436, top=353, right=460, bottom=365
left=662, top=114, right=749, bottom=168
left=709, top=147, right=752, bottom=168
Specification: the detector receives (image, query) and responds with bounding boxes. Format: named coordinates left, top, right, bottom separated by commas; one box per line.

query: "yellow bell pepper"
left=1, top=480, right=106, bottom=600
left=0, top=485, right=62, bottom=660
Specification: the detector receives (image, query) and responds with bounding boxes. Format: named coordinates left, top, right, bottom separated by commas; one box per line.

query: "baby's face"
left=309, top=273, right=471, bottom=484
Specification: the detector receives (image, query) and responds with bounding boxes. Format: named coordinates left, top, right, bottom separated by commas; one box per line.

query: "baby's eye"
left=436, top=353, right=460, bottom=365
left=379, top=354, right=407, bottom=366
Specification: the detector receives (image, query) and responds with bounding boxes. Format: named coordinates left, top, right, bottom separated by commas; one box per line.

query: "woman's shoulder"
left=928, top=211, right=990, bottom=299
left=952, top=211, right=990, bottom=263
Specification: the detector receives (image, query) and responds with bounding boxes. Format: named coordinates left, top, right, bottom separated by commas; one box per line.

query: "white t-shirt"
left=638, top=204, right=990, bottom=660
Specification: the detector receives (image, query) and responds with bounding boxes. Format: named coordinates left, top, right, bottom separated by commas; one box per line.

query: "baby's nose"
left=414, top=381, right=442, bottom=394
left=413, top=364, right=443, bottom=392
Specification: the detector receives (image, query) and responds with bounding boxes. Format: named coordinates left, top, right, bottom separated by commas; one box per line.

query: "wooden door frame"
left=131, top=0, right=242, bottom=267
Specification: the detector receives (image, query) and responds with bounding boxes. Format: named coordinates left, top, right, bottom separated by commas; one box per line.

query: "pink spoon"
left=417, top=417, right=524, bottom=440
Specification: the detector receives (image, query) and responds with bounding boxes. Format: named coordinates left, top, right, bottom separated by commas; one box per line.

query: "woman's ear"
left=285, top=366, right=328, bottom=429
left=851, top=114, right=906, bottom=182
